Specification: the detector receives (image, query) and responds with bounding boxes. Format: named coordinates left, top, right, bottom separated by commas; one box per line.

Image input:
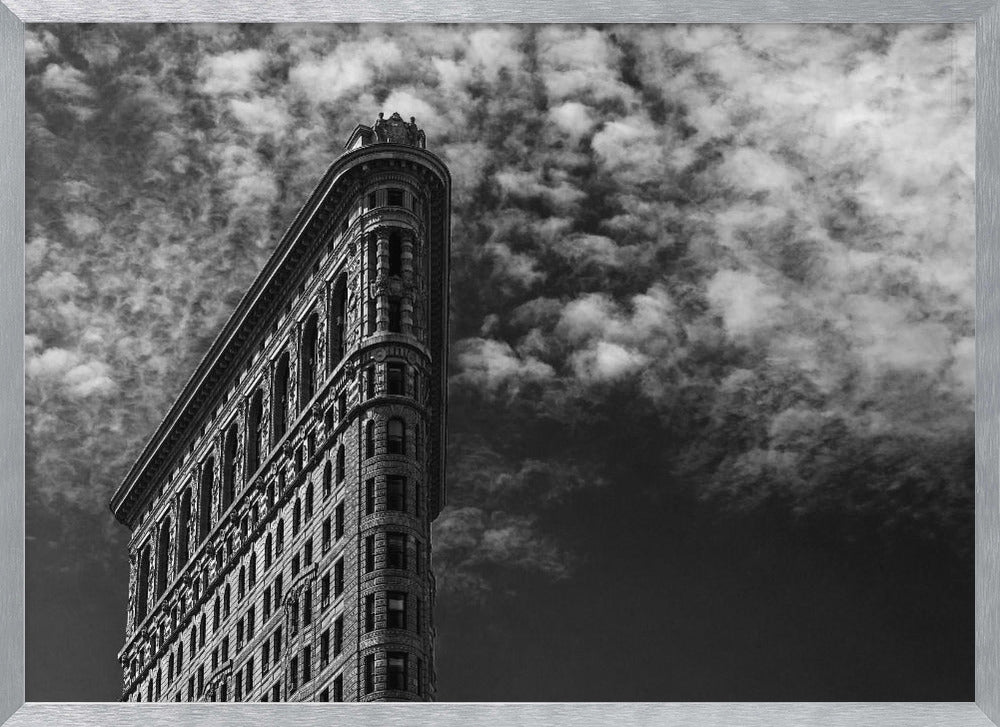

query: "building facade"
left=109, top=112, right=450, bottom=703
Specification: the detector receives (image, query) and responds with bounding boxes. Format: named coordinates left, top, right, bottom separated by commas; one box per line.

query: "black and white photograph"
left=23, top=23, right=975, bottom=703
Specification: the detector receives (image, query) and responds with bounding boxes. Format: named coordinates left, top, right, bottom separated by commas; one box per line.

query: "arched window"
left=198, top=458, right=214, bottom=542
left=246, top=389, right=263, bottom=481
left=299, top=313, right=319, bottom=407
left=136, top=544, right=151, bottom=623
left=305, top=484, right=314, bottom=520
left=387, top=418, right=406, bottom=455
left=223, top=422, right=238, bottom=511
left=336, top=445, right=346, bottom=482
left=293, top=498, right=301, bottom=535
left=388, top=229, right=402, bottom=276
left=176, top=489, right=191, bottom=569
left=272, top=352, right=290, bottom=444
left=156, top=517, right=172, bottom=598
left=224, top=584, right=231, bottom=617
left=323, top=461, right=332, bottom=497
left=265, top=533, right=273, bottom=568
left=365, top=421, right=375, bottom=459
left=330, top=275, right=348, bottom=369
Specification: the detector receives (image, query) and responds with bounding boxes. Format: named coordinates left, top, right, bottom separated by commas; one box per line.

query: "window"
left=275, top=574, right=283, bottom=611
left=222, top=636, right=229, bottom=661
left=387, top=533, right=407, bottom=570
left=320, top=688, right=329, bottom=702
left=387, top=363, right=405, bottom=396
left=322, top=518, right=331, bottom=551
left=224, top=584, right=231, bottom=617
left=289, top=656, right=298, bottom=694
left=387, top=418, right=405, bottom=455
left=305, top=484, right=314, bottom=520
left=366, top=365, right=375, bottom=398
left=261, top=640, right=270, bottom=674
left=335, top=503, right=344, bottom=539
left=212, top=648, right=219, bottom=670
left=387, top=652, right=408, bottom=692
left=198, top=458, right=214, bottom=542
left=197, top=666, right=204, bottom=697
left=367, top=191, right=377, bottom=209
left=265, top=534, right=272, bottom=569
left=334, top=615, right=343, bottom=656
left=247, top=389, right=263, bottom=480
left=320, top=630, right=330, bottom=667
left=388, top=230, right=402, bottom=275
left=330, top=274, right=348, bottom=367
left=415, top=478, right=420, bottom=516
left=237, top=620, right=244, bottom=651
left=248, top=606, right=255, bottom=639
left=239, top=566, right=246, bottom=600
left=274, top=626, right=282, bottom=658
left=187, top=677, right=194, bottom=701
left=276, top=520, right=284, bottom=554
left=136, top=545, right=151, bottom=623
left=336, top=445, right=345, bottom=483
left=364, top=654, right=375, bottom=695
left=387, top=592, right=406, bottom=630
left=303, top=587, right=312, bottom=626
left=223, top=422, right=238, bottom=511
left=365, top=421, right=375, bottom=458
left=264, top=585, right=271, bottom=620
left=299, top=313, right=319, bottom=407
left=199, top=614, right=206, bottom=646
left=234, top=669, right=242, bottom=701
left=249, top=552, right=257, bottom=587
left=337, top=391, right=346, bottom=420
left=415, top=540, right=422, bottom=574
left=334, top=558, right=344, bottom=596
left=365, top=478, right=375, bottom=515
left=388, top=298, right=402, bottom=333
left=176, top=489, right=191, bottom=569
left=292, top=554, right=300, bottom=577
left=321, top=573, right=330, bottom=607
left=417, top=658, right=423, bottom=697
left=323, top=462, right=332, bottom=497
left=365, top=536, right=375, bottom=573
left=272, top=683, right=280, bottom=702
left=387, top=475, right=406, bottom=512
left=302, top=646, right=312, bottom=683
left=333, top=674, right=344, bottom=702
left=365, top=593, right=375, bottom=632
left=387, top=188, right=404, bottom=207
left=293, top=498, right=301, bottom=535
left=272, top=352, right=289, bottom=444
left=246, top=657, right=253, bottom=692
left=367, top=300, right=377, bottom=335
left=213, top=597, right=220, bottom=631
left=290, top=595, right=298, bottom=634
left=266, top=482, right=275, bottom=508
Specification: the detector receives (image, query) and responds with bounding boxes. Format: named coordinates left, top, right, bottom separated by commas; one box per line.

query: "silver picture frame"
left=1, top=1, right=997, bottom=725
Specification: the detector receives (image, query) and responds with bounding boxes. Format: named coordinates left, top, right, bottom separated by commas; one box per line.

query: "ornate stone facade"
left=109, top=114, right=450, bottom=703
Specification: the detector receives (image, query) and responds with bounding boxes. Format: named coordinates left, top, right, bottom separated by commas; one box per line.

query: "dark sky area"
left=24, top=23, right=974, bottom=701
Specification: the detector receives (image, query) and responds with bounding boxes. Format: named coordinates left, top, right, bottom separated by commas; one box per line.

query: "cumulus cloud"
left=25, top=23, right=975, bottom=597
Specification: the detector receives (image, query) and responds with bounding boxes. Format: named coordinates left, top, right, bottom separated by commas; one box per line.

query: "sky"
left=24, top=23, right=975, bottom=701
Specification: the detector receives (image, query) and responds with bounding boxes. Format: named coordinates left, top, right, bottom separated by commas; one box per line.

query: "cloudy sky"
left=25, top=23, right=974, bottom=701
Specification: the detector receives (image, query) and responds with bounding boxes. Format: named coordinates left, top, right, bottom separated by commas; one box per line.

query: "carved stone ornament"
left=372, top=111, right=426, bottom=148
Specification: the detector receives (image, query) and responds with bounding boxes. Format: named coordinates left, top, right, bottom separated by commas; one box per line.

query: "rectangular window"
left=365, top=535, right=375, bottom=573
left=367, top=300, right=377, bottom=335
left=337, top=392, right=346, bottom=420
left=387, top=476, right=406, bottom=512
left=387, top=363, right=405, bottom=395
left=365, top=478, right=375, bottom=514
left=387, top=591, right=406, bottom=630
left=271, top=683, right=280, bottom=702
left=335, top=503, right=344, bottom=539
left=334, top=615, right=343, bottom=656
left=246, top=657, right=253, bottom=692
left=334, top=558, right=344, bottom=596
left=197, top=666, right=204, bottom=697
left=321, top=573, right=330, bottom=607
left=387, top=652, right=407, bottom=692
left=187, top=677, right=194, bottom=701
left=364, top=654, right=375, bottom=695
left=292, top=554, right=300, bottom=577
left=302, top=646, right=312, bottom=684
left=263, top=586, right=271, bottom=620
left=248, top=606, right=255, bottom=639
left=237, top=620, right=244, bottom=651
left=334, top=674, right=344, bottom=702
left=235, top=670, right=243, bottom=701
left=365, top=593, right=375, bottom=633
left=387, top=188, right=404, bottom=207
left=222, top=636, right=229, bottom=662
left=274, top=626, right=282, bottom=659
left=212, top=648, right=218, bottom=671
left=320, top=688, right=329, bottom=702
left=416, top=597, right=421, bottom=634
left=417, top=658, right=423, bottom=697
left=415, top=479, right=420, bottom=517
left=415, top=540, right=422, bottom=575
left=366, top=365, right=375, bottom=398
left=290, top=596, right=298, bottom=634
left=305, top=538, right=313, bottom=565
left=262, top=640, right=270, bottom=674
left=275, top=574, right=282, bottom=610
left=367, top=191, right=377, bottom=209
left=322, top=518, right=331, bottom=551
left=303, top=588, right=312, bottom=627
left=289, top=656, right=298, bottom=694
left=388, top=298, right=402, bottom=333
left=387, top=532, right=406, bottom=570
left=320, top=630, right=330, bottom=668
